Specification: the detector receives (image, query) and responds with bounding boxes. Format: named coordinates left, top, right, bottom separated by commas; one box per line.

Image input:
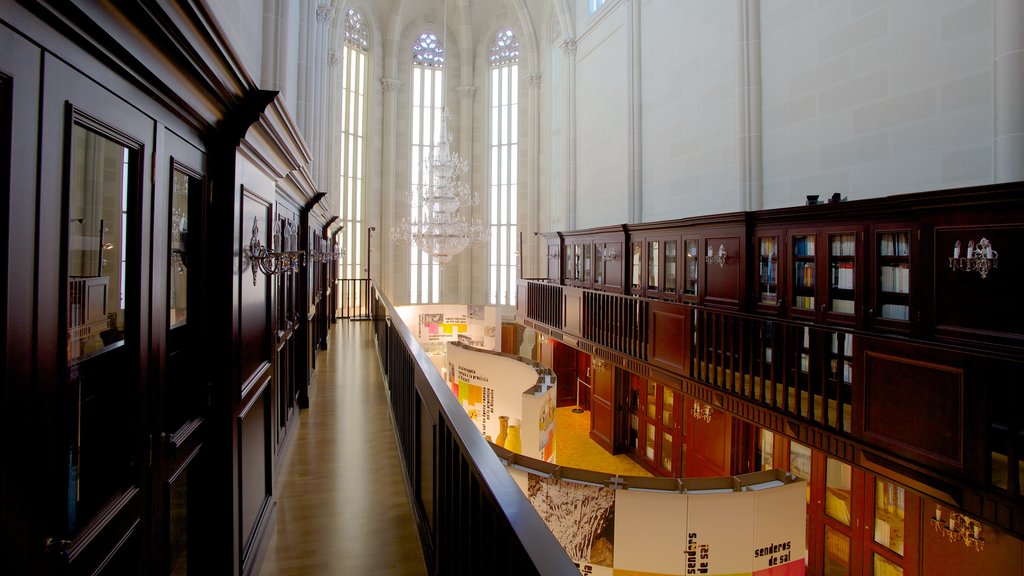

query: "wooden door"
left=40, top=57, right=156, bottom=574
left=151, top=142, right=209, bottom=575
left=589, top=360, right=615, bottom=452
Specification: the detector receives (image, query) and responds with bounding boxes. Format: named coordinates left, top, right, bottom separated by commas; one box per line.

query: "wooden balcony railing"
left=368, top=283, right=577, bottom=575
left=518, top=278, right=1024, bottom=539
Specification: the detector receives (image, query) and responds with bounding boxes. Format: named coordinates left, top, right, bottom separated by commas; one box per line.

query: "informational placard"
left=446, top=341, right=541, bottom=441
left=521, top=380, right=557, bottom=463
left=527, top=474, right=615, bottom=576
left=396, top=304, right=499, bottom=354
left=507, top=466, right=807, bottom=576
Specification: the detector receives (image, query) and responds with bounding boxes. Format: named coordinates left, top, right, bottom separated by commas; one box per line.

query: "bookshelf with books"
left=682, top=237, right=699, bottom=301
left=791, top=233, right=817, bottom=319
left=827, top=231, right=859, bottom=325
left=872, top=227, right=914, bottom=333
left=756, top=233, right=781, bottom=313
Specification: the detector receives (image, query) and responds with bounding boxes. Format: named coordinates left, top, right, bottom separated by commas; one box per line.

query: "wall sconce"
left=931, top=506, right=984, bottom=551
left=601, top=247, right=618, bottom=262
left=170, top=249, right=187, bottom=274
left=309, top=248, right=346, bottom=263
left=692, top=401, right=713, bottom=423
left=949, top=238, right=998, bottom=279
left=248, top=216, right=304, bottom=285
left=592, top=358, right=606, bottom=371
left=706, top=244, right=728, bottom=268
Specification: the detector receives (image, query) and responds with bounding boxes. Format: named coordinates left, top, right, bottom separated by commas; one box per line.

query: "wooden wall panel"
left=239, top=375, right=271, bottom=569
left=649, top=302, right=691, bottom=377
left=863, top=351, right=963, bottom=468
left=933, top=224, right=1024, bottom=346
left=563, top=286, right=583, bottom=337
left=703, top=232, right=744, bottom=309
left=686, top=399, right=732, bottom=477
left=240, top=186, right=272, bottom=391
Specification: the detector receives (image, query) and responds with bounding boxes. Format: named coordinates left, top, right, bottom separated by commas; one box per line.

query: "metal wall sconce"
left=706, top=244, right=728, bottom=268
left=248, top=216, right=304, bottom=285
left=931, top=506, right=984, bottom=551
left=308, top=248, right=345, bottom=263
left=692, top=401, right=713, bottom=423
left=170, top=249, right=187, bottom=274
left=601, top=247, right=618, bottom=262
left=949, top=238, right=998, bottom=279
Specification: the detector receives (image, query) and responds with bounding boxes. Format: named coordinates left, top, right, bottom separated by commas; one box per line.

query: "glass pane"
left=595, top=244, right=604, bottom=284
left=824, top=525, right=850, bottom=576
left=825, top=458, right=852, bottom=525
left=646, top=381, right=657, bottom=419
left=760, top=430, right=775, bottom=470
left=792, top=234, right=815, bottom=310
left=631, top=242, right=641, bottom=288
left=66, top=124, right=135, bottom=535
left=665, top=241, right=677, bottom=293
left=873, top=554, right=903, bottom=576
left=661, top=431, right=673, bottom=472
left=574, top=244, right=582, bottom=280
left=583, top=244, right=592, bottom=283
left=647, top=241, right=659, bottom=289
left=829, top=233, right=855, bottom=314
left=662, top=388, right=674, bottom=428
left=684, top=240, right=698, bottom=295
left=874, top=479, right=905, bottom=555
left=758, top=237, right=778, bottom=303
left=645, top=423, right=656, bottom=461
left=170, top=170, right=191, bottom=328
left=878, top=231, right=910, bottom=321
left=169, top=467, right=189, bottom=575
left=68, top=127, right=128, bottom=358
left=789, top=441, right=811, bottom=504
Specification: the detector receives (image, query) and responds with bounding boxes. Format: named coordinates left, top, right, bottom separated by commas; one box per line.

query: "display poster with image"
left=521, top=381, right=557, bottom=463
left=683, top=490, right=756, bottom=575
left=527, top=474, right=615, bottom=576
left=397, top=303, right=500, bottom=354
left=446, top=341, right=540, bottom=442
left=751, top=481, right=806, bottom=575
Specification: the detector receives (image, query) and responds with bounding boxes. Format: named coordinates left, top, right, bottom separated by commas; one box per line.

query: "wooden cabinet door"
left=589, top=360, right=615, bottom=452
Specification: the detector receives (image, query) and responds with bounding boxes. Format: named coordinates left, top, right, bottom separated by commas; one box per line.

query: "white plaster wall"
left=761, top=0, right=996, bottom=209
left=575, top=4, right=631, bottom=229
left=207, top=0, right=265, bottom=85
left=641, top=0, right=739, bottom=220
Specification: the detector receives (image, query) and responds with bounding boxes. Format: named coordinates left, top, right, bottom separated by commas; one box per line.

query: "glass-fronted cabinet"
left=682, top=238, right=699, bottom=300
left=628, top=375, right=682, bottom=476
left=756, top=233, right=781, bottom=313
left=789, top=228, right=862, bottom=326
left=872, top=226, right=914, bottom=333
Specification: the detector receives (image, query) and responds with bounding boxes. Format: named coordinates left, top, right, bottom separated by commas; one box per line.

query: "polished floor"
left=255, top=321, right=428, bottom=576
left=254, top=320, right=650, bottom=575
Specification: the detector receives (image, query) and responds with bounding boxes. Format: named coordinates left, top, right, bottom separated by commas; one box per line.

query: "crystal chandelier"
left=390, top=0, right=487, bottom=264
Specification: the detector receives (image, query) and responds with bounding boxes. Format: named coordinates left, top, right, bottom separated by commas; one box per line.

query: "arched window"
left=488, top=28, right=519, bottom=306
left=409, top=31, right=445, bottom=303
left=339, top=8, right=368, bottom=283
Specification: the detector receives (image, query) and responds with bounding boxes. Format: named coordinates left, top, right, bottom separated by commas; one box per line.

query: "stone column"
left=628, top=0, right=642, bottom=224
left=380, top=77, right=402, bottom=291
left=562, top=39, right=577, bottom=231
left=995, top=0, right=1024, bottom=181
left=312, top=4, right=333, bottom=189
left=455, top=84, right=477, bottom=304
left=737, top=0, right=763, bottom=211
left=525, top=73, right=542, bottom=280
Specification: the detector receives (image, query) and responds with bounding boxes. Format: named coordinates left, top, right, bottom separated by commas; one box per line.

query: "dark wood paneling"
left=685, top=399, right=731, bottom=478
left=589, top=362, right=615, bottom=452
left=240, top=187, right=272, bottom=392
left=703, top=232, right=744, bottom=309
left=649, top=302, right=691, bottom=376
left=863, top=351, right=963, bottom=468
left=563, top=286, right=582, bottom=336
left=238, top=376, right=272, bottom=569
left=933, top=224, right=1024, bottom=346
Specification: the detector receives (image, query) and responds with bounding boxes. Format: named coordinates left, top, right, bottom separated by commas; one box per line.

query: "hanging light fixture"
left=390, top=0, right=487, bottom=264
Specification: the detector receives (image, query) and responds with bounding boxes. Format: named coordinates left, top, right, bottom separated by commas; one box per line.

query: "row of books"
left=878, top=232, right=910, bottom=257
left=759, top=260, right=777, bottom=286
left=830, top=234, right=856, bottom=256
left=831, top=333, right=854, bottom=356
left=832, top=299, right=855, bottom=314
left=830, top=262, right=855, bottom=290
left=881, top=304, right=910, bottom=320
left=795, top=261, right=815, bottom=287
left=793, top=236, right=816, bottom=256
left=879, top=264, right=910, bottom=294
left=794, top=295, right=815, bottom=310
left=759, top=237, right=778, bottom=258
